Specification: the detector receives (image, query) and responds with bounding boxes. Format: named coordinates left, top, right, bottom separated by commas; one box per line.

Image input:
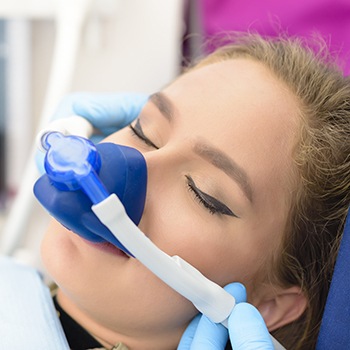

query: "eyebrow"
left=149, top=92, right=174, bottom=121
left=150, top=91, right=253, bottom=202
left=194, top=141, right=253, bottom=202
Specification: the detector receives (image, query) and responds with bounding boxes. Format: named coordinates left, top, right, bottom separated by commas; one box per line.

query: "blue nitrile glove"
left=177, top=282, right=274, bottom=350
left=71, top=92, right=149, bottom=141
left=36, top=92, right=148, bottom=173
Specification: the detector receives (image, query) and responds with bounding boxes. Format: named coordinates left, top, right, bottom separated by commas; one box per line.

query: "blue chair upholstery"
left=317, top=208, right=350, bottom=349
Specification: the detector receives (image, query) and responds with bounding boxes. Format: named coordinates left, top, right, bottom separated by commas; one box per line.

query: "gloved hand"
left=70, top=92, right=149, bottom=140
left=36, top=92, right=148, bottom=173
left=177, top=283, right=274, bottom=350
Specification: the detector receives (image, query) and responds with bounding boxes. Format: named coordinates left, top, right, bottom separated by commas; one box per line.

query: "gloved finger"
left=228, top=303, right=274, bottom=350
left=177, top=314, right=201, bottom=350
left=224, top=282, right=247, bottom=304
left=50, top=93, right=88, bottom=120
left=187, top=315, right=228, bottom=350
left=183, top=283, right=247, bottom=350
left=72, top=92, right=149, bottom=135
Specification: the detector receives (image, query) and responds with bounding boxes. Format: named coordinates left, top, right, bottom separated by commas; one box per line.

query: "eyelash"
left=129, top=121, right=159, bottom=149
left=186, top=175, right=236, bottom=217
left=129, top=120, right=236, bottom=217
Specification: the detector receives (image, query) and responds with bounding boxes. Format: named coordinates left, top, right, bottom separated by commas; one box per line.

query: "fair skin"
left=41, top=58, right=307, bottom=349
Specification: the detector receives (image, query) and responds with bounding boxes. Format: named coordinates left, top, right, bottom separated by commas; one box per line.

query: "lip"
left=79, top=236, right=131, bottom=258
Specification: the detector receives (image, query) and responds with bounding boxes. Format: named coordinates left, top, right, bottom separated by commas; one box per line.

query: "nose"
left=137, top=145, right=185, bottom=224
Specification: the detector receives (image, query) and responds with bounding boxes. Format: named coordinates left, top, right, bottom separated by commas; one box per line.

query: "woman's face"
left=42, top=58, right=300, bottom=348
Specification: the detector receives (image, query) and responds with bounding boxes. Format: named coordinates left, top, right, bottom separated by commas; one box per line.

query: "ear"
left=255, top=286, right=307, bottom=331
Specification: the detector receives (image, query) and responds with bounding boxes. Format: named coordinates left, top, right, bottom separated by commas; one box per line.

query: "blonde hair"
left=192, top=33, right=350, bottom=349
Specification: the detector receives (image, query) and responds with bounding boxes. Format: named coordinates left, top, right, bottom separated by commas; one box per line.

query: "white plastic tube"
left=92, top=194, right=235, bottom=324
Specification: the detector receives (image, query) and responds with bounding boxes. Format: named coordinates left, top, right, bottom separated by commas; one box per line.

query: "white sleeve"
left=0, top=256, right=69, bottom=350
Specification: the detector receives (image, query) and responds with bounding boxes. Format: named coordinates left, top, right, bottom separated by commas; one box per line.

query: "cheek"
left=41, top=220, right=97, bottom=289
left=139, top=186, right=265, bottom=289
left=41, top=220, right=72, bottom=276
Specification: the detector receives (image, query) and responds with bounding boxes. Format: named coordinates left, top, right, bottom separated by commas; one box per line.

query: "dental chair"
left=316, top=207, right=350, bottom=349
left=0, top=208, right=349, bottom=349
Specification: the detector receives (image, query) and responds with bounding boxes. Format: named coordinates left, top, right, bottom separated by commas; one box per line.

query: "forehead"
left=163, top=58, right=300, bottom=146
left=165, top=58, right=296, bottom=116
left=162, top=58, right=300, bottom=205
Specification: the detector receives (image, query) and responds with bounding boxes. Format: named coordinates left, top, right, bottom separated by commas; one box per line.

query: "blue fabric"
left=317, top=209, right=350, bottom=349
left=0, top=256, right=69, bottom=350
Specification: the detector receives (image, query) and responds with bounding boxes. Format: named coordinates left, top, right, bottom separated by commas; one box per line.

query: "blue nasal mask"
left=34, top=131, right=147, bottom=256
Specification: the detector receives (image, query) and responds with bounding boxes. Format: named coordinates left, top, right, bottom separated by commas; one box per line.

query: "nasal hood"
left=34, top=140, right=147, bottom=253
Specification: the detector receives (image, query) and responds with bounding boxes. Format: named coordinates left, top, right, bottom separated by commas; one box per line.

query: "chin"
left=40, top=220, right=83, bottom=284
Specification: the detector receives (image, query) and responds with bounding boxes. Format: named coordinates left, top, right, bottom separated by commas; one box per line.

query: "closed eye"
left=129, top=119, right=159, bottom=149
left=129, top=120, right=237, bottom=217
left=186, top=175, right=237, bottom=217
